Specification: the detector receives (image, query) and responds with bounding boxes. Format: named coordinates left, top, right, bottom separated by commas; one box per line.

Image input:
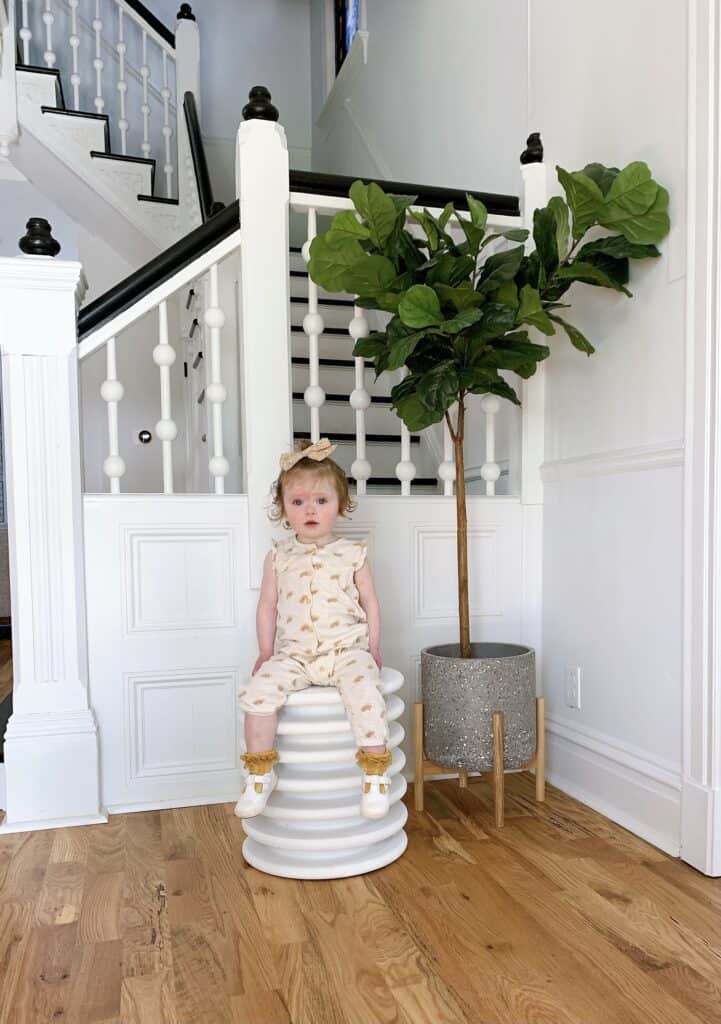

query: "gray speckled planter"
left=421, top=643, right=536, bottom=772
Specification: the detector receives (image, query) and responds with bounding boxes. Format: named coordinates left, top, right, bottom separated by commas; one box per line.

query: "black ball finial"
left=19, top=218, right=61, bottom=257
left=177, top=3, right=195, bottom=20
left=520, top=132, right=544, bottom=165
left=242, top=86, right=279, bottom=122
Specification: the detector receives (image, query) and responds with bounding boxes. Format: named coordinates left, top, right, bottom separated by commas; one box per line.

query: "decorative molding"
left=546, top=713, right=682, bottom=857
left=317, top=29, right=369, bottom=139
left=341, top=96, right=392, bottom=179
left=127, top=668, right=238, bottom=780
left=413, top=524, right=501, bottom=620
left=541, top=440, right=684, bottom=483
left=123, top=526, right=238, bottom=634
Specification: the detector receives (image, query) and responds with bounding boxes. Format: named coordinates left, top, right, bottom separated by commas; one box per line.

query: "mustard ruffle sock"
left=241, top=749, right=279, bottom=776
left=356, top=749, right=392, bottom=775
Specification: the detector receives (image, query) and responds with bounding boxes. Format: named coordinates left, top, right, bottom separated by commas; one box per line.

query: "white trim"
left=78, top=231, right=241, bottom=359
left=342, top=97, right=392, bottom=178
left=541, top=441, right=685, bottom=483
left=547, top=713, right=682, bottom=857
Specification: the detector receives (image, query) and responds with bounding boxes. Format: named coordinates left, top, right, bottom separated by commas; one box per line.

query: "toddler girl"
left=235, top=437, right=392, bottom=821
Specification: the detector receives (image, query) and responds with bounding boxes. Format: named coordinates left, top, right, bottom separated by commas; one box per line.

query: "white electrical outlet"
left=565, top=666, right=581, bottom=709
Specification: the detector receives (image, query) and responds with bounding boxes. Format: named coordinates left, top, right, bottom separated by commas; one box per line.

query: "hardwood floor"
left=0, top=773, right=719, bottom=1023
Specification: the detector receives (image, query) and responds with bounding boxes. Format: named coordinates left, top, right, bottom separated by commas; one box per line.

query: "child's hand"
left=371, top=647, right=383, bottom=670
left=252, top=652, right=272, bottom=675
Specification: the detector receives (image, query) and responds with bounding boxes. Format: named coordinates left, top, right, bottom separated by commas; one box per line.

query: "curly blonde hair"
left=270, top=440, right=357, bottom=525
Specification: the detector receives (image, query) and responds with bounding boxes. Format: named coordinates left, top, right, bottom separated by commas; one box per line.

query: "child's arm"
left=253, top=550, right=278, bottom=674
left=355, top=560, right=382, bottom=669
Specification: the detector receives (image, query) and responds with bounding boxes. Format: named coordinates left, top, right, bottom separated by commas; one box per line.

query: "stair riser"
left=292, top=364, right=392, bottom=398
left=293, top=399, right=402, bottom=437
left=16, top=68, right=58, bottom=108
left=291, top=333, right=372, bottom=363
left=290, top=303, right=356, bottom=331
left=289, top=275, right=355, bottom=304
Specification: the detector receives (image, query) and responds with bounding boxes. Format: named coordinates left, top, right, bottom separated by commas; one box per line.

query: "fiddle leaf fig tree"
left=307, top=162, right=670, bottom=658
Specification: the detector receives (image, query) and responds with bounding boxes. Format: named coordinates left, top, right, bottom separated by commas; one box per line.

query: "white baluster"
left=301, top=208, right=325, bottom=442
left=92, top=0, right=104, bottom=114
left=68, top=0, right=80, bottom=110
left=19, top=0, right=32, bottom=65
left=395, top=369, right=417, bottom=496
left=204, top=263, right=229, bottom=494
left=116, top=5, right=128, bottom=154
left=153, top=301, right=177, bottom=494
left=349, top=305, right=371, bottom=494
left=140, top=31, right=151, bottom=158
left=101, top=337, right=125, bottom=493
left=439, top=405, right=456, bottom=496
left=161, top=50, right=174, bottom=196
left=480, top=394, right=501, bottom=495
left=42, top=0, right=55, bottom=68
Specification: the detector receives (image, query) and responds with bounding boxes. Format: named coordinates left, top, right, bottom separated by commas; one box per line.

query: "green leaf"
left=491, top=280, right=519, bottom=310
left=477, top=246, right=525, bottom=294
left=433, top=283, right=484, bottom=312
left=578, top=235, right=661, bottom=262
left=438, top=202, right=455, bottom=230
left=548, top=197, right=570, bottom=261
left=485, top=334, right=550, bottom=375
left=533, top=206, right=559, bottom=288
left=355, top=291, right=401, bottom=313
left=329, top=210, right=370, bottom=241
left=408, top=209, right=440, bottom=253
left=398, top=284, right=444, bottom=328
left=392, top=388, right=445, bottom=431
left=437, top=308, right=484, bottom=335
left=389, top=194, right=417, bottom=216
left=345, top=253, right=398, bottom=295
left=601, top=162, right=659, bottom=230
left=425, top=254, right=475, bottom=287
left=352, top=333, right=387, bottom=359
left=581, top=253, right=630, bottom=290
left=600, top=185, right=670, bottom=245
left=468, top=302, right=517, bottom=344
left=464, top=373, right=521, bottom=404
left=417, top=361, right=459, bottom=413
left=455, top=211, right=485, bottom=257
left=465, top=194, right=488, bottom=232
left=516, top=284, right=555, bottom=335
left=307, top=233, right=365, bottom=292
left=556, top=166, right=604, bottom=240
left=548, top=313, right=595, bottom=355
left=555, top=260, right=631, bottom=296
left=349, top=180, right=397, bottom=248
left=582, top=163, right=620, bottom=197
left=481, top=228, right=530, bottom=248
left=387, top=327, right=430, bottom=370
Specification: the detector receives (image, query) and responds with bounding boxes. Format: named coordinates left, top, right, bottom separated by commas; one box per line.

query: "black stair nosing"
left=41, top=105, right=109, bottom=151
left=292, top=391, right=393, bottom=405
left=16, top=63, right=66, bottom=108
left=290, top=324, right=352, bottom=338
left=290, top=295, right=354, bottom=309
left=292, top=356, right=372, bottom=369
left=90, top=150, right=156, bottom=192
left=294, top=431, right=420, bottom=445
left=137, top=193, right=179, bottom=206
left=354, top=477, right=438, bottom=487
left=289, top=245, right=302, bottom=253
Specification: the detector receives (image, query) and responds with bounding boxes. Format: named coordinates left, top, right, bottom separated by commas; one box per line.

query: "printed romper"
left=238, top=534, right=389, bottom=747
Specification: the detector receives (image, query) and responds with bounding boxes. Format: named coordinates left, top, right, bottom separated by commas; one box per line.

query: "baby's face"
left=284, top=472, right=340, bottom=543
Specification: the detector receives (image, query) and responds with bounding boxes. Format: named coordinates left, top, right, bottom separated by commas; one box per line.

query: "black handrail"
left=123, top=0, right=175, bottom=48
left=289, top=170, right=520, bottom=217
left=183, top=91, right=223, bottom=223
left=77, top=202, right=238, bottom=338
left=78, top=171, right=521, bottom=339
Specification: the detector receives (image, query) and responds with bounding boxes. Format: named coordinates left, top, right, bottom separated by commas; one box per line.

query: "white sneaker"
left=360, top=773, right=391, bottom=820
left=234, top=769, right=277, bottom=819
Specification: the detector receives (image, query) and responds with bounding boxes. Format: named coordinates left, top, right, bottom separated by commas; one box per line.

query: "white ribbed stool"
left=241, top=667, right=408, bottom=879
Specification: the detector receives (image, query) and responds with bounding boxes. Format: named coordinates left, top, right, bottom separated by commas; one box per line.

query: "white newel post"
left=519, top=137, right=547, bottom=682
left=237, top=89, right=292, bottom=588
left=0, top=221, right=106, bottom=833
left=175, top=4, right=202, bottom=230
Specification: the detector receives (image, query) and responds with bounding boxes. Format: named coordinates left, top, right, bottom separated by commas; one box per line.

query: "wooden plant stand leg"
left=492, top=710, right=505, bottom=828
left=458, top=771, right=469, bottom=789
left=414, top=701, right=425, bottom=811
left=536, top=696, right=546, bottom=802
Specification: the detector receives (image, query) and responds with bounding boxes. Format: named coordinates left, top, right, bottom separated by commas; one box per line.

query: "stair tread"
left=137, top=194, right=179, bottom=205
left=358, top=477, right=438, bottom=486
left=292, top=392, right=393, bottom=405
left=292, top=356, right=371, bottom=368
left=294, top=431, right=420, bottom=444
left=290, top=296, right=354, bottom=309
left=291, top=325, right=352, bottom=337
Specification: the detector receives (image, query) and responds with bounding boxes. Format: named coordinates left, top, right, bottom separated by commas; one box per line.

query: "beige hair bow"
left=279, top=437, right=337, bottom=472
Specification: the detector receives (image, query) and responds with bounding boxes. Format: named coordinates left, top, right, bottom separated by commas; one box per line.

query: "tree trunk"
left=454, top=398, right=471, bottom=658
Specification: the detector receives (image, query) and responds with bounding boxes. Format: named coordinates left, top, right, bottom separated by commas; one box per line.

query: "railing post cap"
left=177, top=3, right=195, bottom=21
left=520, top=132, right=543, bottom=165
left=19, top=218, right=61, bottom=257
left=242, top=86, right=279, bottom=123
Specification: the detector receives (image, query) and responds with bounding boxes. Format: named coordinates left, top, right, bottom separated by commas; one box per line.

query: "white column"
left=302, top=207, right=325, bottom=442
left=68, top=0, right=81, bottom=110
left=42, top=0, right=56, bottom=69
left=161, top=50, right=173, bottom=197
left=204, top=262, right=229, bottom=494
left=349, top=305, right=371, bottom=494
left=480, top=394, right=501, bottom=495
left=682, top=0, right=721, bottom=875
left=175, top=8, right=202, bottom=230
left=395, top=370, right=416, bottom=496
left=92, top=0, right=104, bottom=114
left=237, top=114, right=291, bottom=587
left=154, top=300, right=177, bottom=494
left=116, top=5, right=128, bottom=154
left=0, top=251, right=106, bottom=833
left=439, top=407, right=455, bottom=496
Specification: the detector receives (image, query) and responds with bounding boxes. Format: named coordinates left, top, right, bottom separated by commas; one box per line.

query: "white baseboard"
left=546, top=713, right=682, bottom=856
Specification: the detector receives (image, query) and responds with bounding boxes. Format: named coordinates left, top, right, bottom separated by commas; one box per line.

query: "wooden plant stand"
left=413, top=697, right=545, bottom=827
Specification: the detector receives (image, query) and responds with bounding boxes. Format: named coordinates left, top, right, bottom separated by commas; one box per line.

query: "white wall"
left=534, top=0, right=686, bottom=854
left=310, top=0, right=527, bottom=194
left=153, top=0, right=313, bottom=203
